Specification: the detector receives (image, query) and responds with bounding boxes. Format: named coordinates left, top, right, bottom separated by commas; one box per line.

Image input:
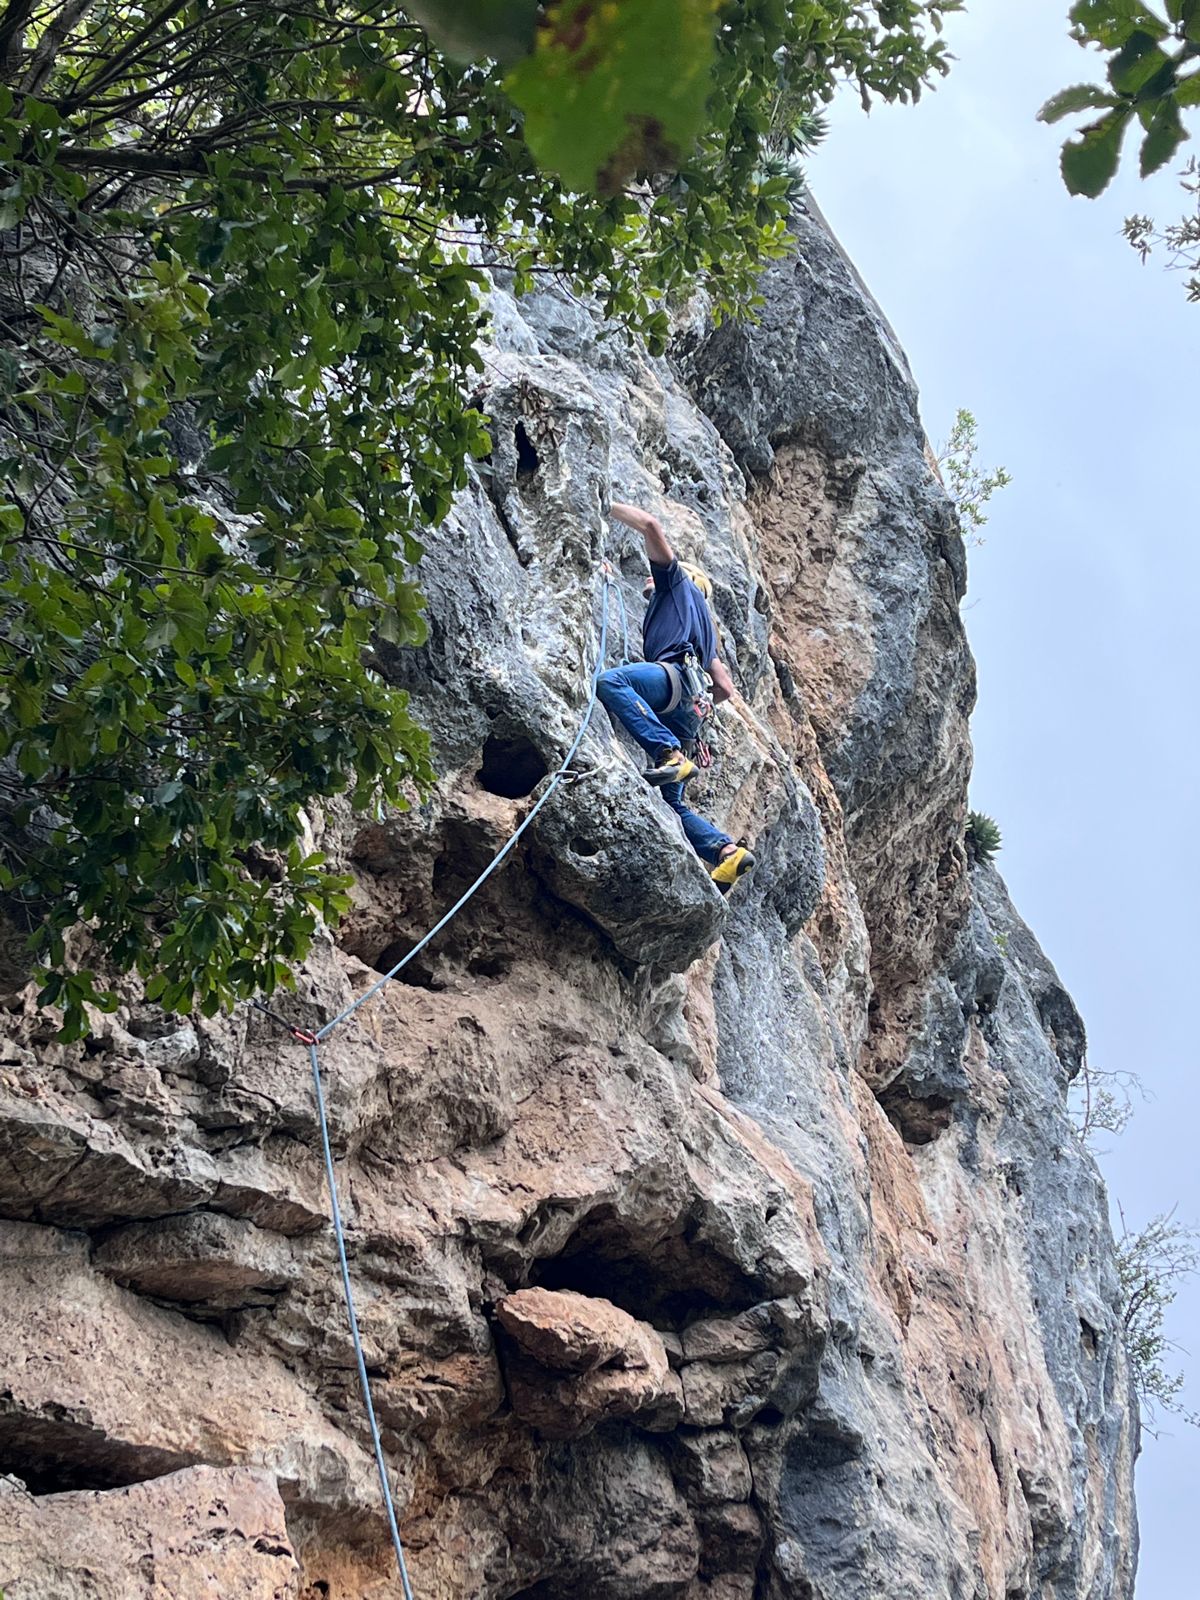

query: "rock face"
left=0, top=206, right=1137, bottom=1599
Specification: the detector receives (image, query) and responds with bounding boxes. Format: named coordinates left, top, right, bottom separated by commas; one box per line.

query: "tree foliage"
left=0, top=1, right=959, bottom=1037
left=1071, top=1059, right=1143, bottom=1148
left=936, top=407, right=1012, bottom=542
left=1124, top=152, right=1200, bottom=294
left=1115, top=1205, right=1200, bottom=1429
left=1042, top=1, right=1200, bottom=301
left=409, top=0, right=957, bottom=192
left=1041, top=1, right=1200, bottom=198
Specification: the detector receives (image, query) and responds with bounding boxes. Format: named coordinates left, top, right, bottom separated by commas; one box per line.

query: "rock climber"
left=597, top=502, right=754, bottom=894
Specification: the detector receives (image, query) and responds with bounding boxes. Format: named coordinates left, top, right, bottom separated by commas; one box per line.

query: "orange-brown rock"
left=0, top=1465, right=301, bottom=1598
left=496, top=1287, right=673, bottom=1437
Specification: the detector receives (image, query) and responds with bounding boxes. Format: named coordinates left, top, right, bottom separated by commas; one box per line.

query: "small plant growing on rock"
left=1072, top=1061, right=1142, bottom=1150
left=937, top=409, right=1012, bottom=543
left=966, top=811, right=1002, bottom=865
left=756, top=108, right=828, bottom=204
left=1116, top=1205, right=1200, bottom=1432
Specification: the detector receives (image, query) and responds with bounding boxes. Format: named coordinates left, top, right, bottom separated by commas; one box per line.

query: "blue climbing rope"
left=609, top=566, right=632, bottom=666
left=257, top=570, right=619, bottom=1593
left=308, top=1039, right=416, bottom=1600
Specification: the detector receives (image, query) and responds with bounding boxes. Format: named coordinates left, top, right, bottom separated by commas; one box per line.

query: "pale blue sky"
left=811, top=4, right=1199, bottom=1592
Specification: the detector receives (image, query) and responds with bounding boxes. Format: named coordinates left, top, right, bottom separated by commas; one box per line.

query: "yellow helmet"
left=680, top=561, right=713, bottom=600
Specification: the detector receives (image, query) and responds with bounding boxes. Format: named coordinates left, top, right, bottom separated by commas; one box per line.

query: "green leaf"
left=1061, top=109, right=1131, bottom=196
left=1139, top=96, right=1187, bottom=173
left=505, top=0, right=721, bottom=193
left=1174, top=70, right=1200, bottom=105
left=1038, top=83, right=1121, bottom=123
left=1070, top=0, right=1169, bottom=46
left=1107, top=30, right=1172, bottom=94
left=404, top=0, right=538, bottom=65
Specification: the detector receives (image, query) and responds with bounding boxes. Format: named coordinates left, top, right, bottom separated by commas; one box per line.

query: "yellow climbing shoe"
left=710, top=844, right=754, bottom=894
left=644, top=749, right=697, bottom=787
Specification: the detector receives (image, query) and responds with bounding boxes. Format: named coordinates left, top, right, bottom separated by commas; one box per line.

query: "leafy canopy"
left=0, top=1, right=958, bottom=1038
left=1041, top=0, right=1200, bottom=197
left=408, top=0, right=958, bottom=191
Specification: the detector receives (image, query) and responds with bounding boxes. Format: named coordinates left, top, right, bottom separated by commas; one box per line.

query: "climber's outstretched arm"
left=708, top=658, right=735, bottom=705
left=610, top=500, right=674, bottom=567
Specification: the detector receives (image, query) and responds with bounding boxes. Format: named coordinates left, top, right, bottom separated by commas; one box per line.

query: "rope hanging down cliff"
left=252, top=568, right=621, bottom=1594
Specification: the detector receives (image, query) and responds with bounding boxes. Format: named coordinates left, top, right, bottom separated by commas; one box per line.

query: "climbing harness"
left=249, top=570, right=621, bottom=1595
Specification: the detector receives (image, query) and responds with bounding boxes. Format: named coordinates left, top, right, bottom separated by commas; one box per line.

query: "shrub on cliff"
left=1116, top=1206, right=1200, bottom=1430
left=966, top=811, right=1003, bottom=864
left=936, top=409, right=1012, bottom=542
left=0, top=2, right=959, bottom=1035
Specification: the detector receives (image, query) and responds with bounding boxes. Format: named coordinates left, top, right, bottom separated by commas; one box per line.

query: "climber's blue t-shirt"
left=642, top=559, right=717, bottom=666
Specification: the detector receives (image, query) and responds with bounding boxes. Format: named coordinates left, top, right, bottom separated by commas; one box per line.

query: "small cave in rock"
left=877, top=1082, right=953, bottom=1147
left=0, top=1415, right=192, bottom=1497
left=504, top=1579, right=578, bottom=1600
left=468, top=949, right=512, bottom=980
left=514, top=421, right=540, bottom=480
left=754, top=1406, right=787, bottom=1429
left=774, top=657, right=798, bottom=701
left=371, top=938, right=445, bottom=991
left=477, top=730, right=549, bottom=800
left=526, top=1206, right=765, bottom=1327
left=785, top=1424, right=864, bottom=1476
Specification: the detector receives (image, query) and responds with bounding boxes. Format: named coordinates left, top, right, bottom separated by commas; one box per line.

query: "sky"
left=809, top=4, right=1199, bottom=1593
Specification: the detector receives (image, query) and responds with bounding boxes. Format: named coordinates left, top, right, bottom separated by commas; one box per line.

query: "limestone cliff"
left=0, top=209, right=1138, bottom=1600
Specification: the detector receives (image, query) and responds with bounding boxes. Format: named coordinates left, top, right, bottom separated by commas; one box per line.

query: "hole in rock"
left=371, top=938, right=444, bottom=991
left=570, top=836, right=600, bottom=858
left=514, top=421, right=539, bottom=480
left=528, top=1206, right=765, bottom=1326
left=877, top=1084, right=952, bottom=1146
left=468, top=951, right=511, bottom=980
left=986, top=1427, right=1004, bottom=1486
left=477, top=730, right=548, bottom=800
left=503, top=1569, right=635, bottom=1600
left=774, top=658, right=797, bottom=701
left=1079, top=1317, right=1099, bottom=1357
left=0, top=1415, right=194, bottom=1496
left=785, top=1425, right=863, bottom=1475
left=432, top=817, right=511, bottom=902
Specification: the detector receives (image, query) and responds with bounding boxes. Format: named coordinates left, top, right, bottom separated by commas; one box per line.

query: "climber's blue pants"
left=596, top=662, right=733, bottom=866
